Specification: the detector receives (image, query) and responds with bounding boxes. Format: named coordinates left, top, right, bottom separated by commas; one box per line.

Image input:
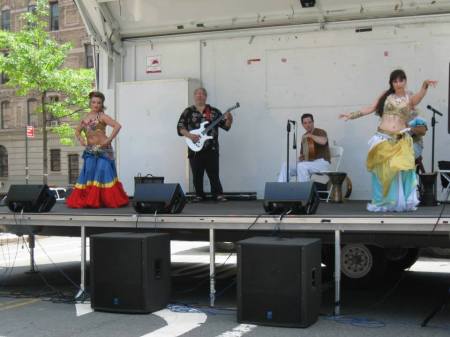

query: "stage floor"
left=1, top=199, right=448, bottom=218
left=1, top=200, right=450, bottom=244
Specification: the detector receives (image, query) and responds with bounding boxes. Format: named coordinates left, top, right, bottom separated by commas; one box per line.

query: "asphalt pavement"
left=0, top=236, right=449, bottom=337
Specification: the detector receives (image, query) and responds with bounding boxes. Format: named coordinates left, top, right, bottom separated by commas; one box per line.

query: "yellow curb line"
left=0, top=298, right=39, bottom=311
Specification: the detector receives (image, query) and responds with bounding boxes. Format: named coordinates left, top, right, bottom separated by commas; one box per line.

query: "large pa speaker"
left=263, top=182, right=319, bottom=214
left=7, top=184, right=56, bottom=213
left=90, top=232, right=170, bottom=313
left=237, top=236, right=321, bottom=328
left=133, top=183, right=186, bottom=214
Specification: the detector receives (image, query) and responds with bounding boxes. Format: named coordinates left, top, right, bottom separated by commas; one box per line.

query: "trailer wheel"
left=386, top=247, right=420, bottom=271
left=341, top=244, right=387, bottom=288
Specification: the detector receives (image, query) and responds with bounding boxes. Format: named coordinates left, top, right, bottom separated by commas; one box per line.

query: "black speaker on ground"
left=300, top=0, right=315, bottom=8
left=263, top=182, right=319, bottom=214
left=7, top=184, right=56, bottom=212
left=237, top=236, right=321, bottom=328
left=133, top=183, right=186, bottom=214
left=90, top=232, right=170, bottom=313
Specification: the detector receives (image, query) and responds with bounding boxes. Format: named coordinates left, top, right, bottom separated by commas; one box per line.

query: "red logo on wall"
left=26, top=125, right=35, bottom=138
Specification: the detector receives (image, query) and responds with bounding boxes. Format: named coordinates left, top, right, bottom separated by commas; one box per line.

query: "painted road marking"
left=215, top=324, right=257, bottom=337
left=140, top=308, right=207, bottom=337
left=0, top=298, right=39, bottom=311
left=75, top=303, right=93, bottom=316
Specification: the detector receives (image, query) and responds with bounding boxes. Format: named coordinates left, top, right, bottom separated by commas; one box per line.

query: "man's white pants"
left=278, top=158, right=330, bottom=182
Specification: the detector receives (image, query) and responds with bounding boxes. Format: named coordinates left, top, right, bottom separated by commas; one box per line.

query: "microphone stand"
left=285, top=121, right=298, bottom=183
left=286, top=121, right=291, bottom=182
left=428, top=105, right=443, bottom=172
left=293, top=123, right=298, bottom=181
left=431, top=111, right=438, bottom=172
left=419, top=106, right=442, bottom=207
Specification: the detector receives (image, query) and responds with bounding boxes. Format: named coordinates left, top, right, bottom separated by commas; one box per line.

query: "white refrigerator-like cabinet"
left=116, top=78, right=200, bottom=196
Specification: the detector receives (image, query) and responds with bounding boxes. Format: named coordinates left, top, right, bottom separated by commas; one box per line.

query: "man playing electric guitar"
left=177, top=87, right=233, bottom=202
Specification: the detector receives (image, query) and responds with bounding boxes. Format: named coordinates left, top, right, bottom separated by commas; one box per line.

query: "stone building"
left=0, top=0, right=92, bottom=193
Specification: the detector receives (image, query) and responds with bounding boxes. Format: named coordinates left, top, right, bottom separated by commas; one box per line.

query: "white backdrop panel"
left=116, top=79, right=199, bottom=195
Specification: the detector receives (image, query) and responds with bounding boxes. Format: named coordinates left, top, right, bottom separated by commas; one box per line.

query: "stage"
left=1, top=200, right=450, bottom=313
left=1, top=200, right=450, bottom=240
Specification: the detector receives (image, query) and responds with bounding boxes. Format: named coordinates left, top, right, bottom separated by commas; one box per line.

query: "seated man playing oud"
left=278, top=113, right=331, bottom=182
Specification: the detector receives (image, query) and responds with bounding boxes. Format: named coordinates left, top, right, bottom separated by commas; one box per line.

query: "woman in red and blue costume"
left=66, top=91, right=129, bottom=208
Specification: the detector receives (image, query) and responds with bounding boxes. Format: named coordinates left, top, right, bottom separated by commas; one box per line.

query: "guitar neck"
left=204, top=114, right=226, bottom=133
left=203, top=103, right=239, bottom=133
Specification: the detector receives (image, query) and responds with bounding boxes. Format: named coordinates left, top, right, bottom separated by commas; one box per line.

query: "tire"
left=385, top=247, right=420, bottom=271
left=340, top=244, right=387, bottom=289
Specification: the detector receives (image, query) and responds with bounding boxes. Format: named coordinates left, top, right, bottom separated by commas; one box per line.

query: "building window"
left=0, top=145, right=8, bottom=177
left=47, top=96, right=59, bottom=126
left=27, top=98, right=39, bottom=127
left=1, top=53, right=9, bottom=84
left=0, top=71, right=8, bottom=84
left=27, top=4, right=37, bottom=28
left=84, top=44, right=94, bottom=68
left=68, top=154, right=79, bottom=184
left=1, top=10, right=10, bottom=31
left=49, top=2, right=59, bottom=31
left=1, top=101, right=9, bottom=129
left=50, top=149, right=61, bottom=171
left=28, top=4, right=37, bottom=13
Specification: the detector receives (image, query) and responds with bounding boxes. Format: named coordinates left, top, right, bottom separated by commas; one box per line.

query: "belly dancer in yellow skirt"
left=340, top=69, right=437, bottom=212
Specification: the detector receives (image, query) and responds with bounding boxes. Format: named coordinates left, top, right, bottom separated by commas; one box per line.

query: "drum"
left=326, top=172, right=347, bottom=203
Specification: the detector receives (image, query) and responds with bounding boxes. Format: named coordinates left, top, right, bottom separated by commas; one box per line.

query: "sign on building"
left=26, top=125, right=35, bottom=138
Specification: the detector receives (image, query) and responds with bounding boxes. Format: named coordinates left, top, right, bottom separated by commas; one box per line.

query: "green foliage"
left=0, top=0, right=94, bottom=145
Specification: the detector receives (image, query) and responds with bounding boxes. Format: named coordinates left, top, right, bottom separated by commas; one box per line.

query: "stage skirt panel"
left=366, top=131, right=419, bottom=212
left=66, top=146, right=129, bottom=208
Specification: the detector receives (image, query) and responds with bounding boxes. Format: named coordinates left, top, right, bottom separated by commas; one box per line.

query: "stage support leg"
left=209, top=226, right=216, bottom=307
left=334, top=229, right=341, bottom=316
left=76, top=225, right=87, bottom=301
left=27, top=234, right=36, bottom=273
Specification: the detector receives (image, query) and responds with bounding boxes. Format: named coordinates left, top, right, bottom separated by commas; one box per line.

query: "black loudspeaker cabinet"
left=90, top=232, right=170, bottom=313
left=263, top=181, right=319, bottom=215
left=7, top=184, right=56, bottom=212
left=237, top=236, right=321, bottom=328
left=133, top=183, right=186, bottom=214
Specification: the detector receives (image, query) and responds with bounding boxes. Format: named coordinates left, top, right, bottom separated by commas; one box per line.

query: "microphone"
left=288, top=119, right=297, bottom=124
left=427, top=105, right=443, bottom=116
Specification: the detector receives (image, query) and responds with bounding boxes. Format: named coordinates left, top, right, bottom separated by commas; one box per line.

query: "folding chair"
left=438, top=161, right=450, bottom=202
left=312, top=146, right=344, bottom=202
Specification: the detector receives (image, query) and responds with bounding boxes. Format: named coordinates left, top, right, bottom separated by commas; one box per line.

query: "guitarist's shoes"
left=216, top=195, right=228, bottom=202
left=191, top=196, right=204, bottom=203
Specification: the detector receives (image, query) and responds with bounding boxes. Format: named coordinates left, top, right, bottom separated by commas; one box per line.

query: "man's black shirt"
left=177, top=104, right=230, bottom=157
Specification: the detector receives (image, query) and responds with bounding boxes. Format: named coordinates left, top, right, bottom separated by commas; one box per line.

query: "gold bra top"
left=81, top=113, right=107, bottom=133
left=383, top=94, right=411, bottom=121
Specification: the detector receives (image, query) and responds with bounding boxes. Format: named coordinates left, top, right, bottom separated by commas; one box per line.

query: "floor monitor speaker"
left=7, top=184, right=56, bottom=212
left=263, top=182, right=319, bottom=214
left=133, top=183, right=186, bottom=214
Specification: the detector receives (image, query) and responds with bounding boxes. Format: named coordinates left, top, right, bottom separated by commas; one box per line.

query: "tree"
left=0, top=0, right=94, bottom=184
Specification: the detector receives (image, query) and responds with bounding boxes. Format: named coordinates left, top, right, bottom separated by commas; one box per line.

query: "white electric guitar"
left=185, top=102, right=240, bottom=152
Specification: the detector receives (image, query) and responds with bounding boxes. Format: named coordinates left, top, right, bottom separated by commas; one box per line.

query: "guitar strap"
left=203, top=105, right=212, bottom=121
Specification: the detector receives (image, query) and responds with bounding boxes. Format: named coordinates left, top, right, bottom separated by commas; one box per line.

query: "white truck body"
left=75, top=0, right=450, bottom=199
